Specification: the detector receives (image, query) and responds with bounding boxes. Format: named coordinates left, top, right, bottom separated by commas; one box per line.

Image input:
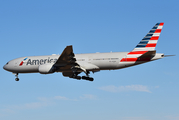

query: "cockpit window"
left=6, top=62, right=9, bottom=65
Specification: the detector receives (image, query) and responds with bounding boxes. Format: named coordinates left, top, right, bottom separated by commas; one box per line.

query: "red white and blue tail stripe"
left=120, top=23, right=164, bottom=62
left=133, top=22, right=164, bottom=51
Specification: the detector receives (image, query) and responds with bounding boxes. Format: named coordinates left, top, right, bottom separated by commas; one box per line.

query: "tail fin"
left=133, top=23, right=164, bottom=51
left=120, top=23, right=164, bottom=62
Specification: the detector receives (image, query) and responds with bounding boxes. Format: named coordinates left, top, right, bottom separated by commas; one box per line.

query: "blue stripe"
left=149, top=30, right=155, bottom=33
left=156, top=23, right=160, bottom=25
left=24, top=57, right=28, bottom=60
left=136, top=44, right=146, bottom=48
left=152, top=27, right=158, bottom=29
left=142, top=38, right=151, bottom=40
left=139, top=41, right=149, bottom=44
left=146, top=34, right=153, bottom=36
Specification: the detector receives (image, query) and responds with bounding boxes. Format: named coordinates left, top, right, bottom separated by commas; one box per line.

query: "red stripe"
left=154, top=29, right=162, bottom=33
left=159, top=23, right=164, bottom=26
left=19, top=61, right=23, bottom=66
left=120, top=57, right=151, bottom=62
left=120, top=58, right=138, bottom=62
left=126, top=58, right=138, bottom=61
left=120, top=58, right=126, bottom=62
left=150, top=36, right=159, bottom=40
left=128, top=51, right=148, bottom=55
left=145, top=44, right=156, bottom=47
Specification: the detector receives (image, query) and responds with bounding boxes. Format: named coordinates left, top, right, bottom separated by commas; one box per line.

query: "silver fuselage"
left=3, top=52, right=164, bottom=74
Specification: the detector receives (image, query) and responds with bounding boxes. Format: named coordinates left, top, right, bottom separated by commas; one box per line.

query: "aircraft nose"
left=3, top=62, right=10, bottom=71
left=3, top=64, right=8, bottom=70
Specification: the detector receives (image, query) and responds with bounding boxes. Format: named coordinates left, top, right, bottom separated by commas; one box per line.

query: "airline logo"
left=26, top=58, right=57, bottom=65
left=120, top=22, right=164, bottom=62
left=19, top=57, right=28, bottom=66
left=133, top=22, right=164, bottom=51
left=19, top=57, right=58, bottom=66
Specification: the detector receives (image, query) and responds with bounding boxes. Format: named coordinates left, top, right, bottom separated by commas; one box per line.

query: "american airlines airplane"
left=3, top=23, right=170, bottom=81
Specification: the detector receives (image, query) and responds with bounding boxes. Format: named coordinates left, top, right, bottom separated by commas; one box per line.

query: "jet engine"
left=38, top=64, right=56, bottom=74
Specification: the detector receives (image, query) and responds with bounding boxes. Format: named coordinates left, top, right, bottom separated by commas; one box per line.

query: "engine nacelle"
left=38, top=64, right=55, bottom=74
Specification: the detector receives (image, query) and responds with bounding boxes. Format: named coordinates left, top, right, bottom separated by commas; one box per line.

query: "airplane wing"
left=54, top=45, right=87, bottom=78
left=54, top=45, right=76, bottom=65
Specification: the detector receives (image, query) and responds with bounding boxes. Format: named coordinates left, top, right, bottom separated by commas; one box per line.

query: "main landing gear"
left=82, top=71, right=94, bottom=81
left=71, top=75, right=94, bottom=81
left=70, top=71, right=94, bottom=81
left=82, top=76, right=94, bottom=81
left=15, top=73, right=19, bottom=81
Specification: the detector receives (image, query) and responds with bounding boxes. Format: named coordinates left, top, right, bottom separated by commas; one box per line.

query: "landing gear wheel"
left=75, top=76, right=81, bottom=80
left=82, top=76, right=88, bottom=79
left=82, top=76, right=94, bottom=81
left=14, top=73, right=19, bottom=81
left=88, top=77, right=94, bottom=81
left=15, top=78, right=19, bottom=81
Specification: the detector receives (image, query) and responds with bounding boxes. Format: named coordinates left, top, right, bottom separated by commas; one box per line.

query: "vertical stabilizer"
left=120, top=23, right=164, bottom=62
left=133, top=23, right=164, bottom=51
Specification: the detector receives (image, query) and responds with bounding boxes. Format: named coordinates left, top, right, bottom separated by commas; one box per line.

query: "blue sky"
left=0, top=0, right=179, bottom=120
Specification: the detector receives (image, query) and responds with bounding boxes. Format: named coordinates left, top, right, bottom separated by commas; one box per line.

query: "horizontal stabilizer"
left=138, top=50, right=156, bottom=58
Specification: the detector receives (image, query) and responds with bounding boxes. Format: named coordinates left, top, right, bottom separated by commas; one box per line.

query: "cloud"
left=165, top=115, right=179, bottom=120
left=98, top=85, right=151, bottom=93
left=121, top=117, right=151, bottom=120
left=20, top=102, right=49, bottom=109
left=53, top=96, right=78, bottom=101
left=0, top=96, right=55, bottom=116
left=155, top=86, right=159, bottom=88
left=1, top=108, right=15, bottom=114
left=163, top=71, right=176, bottom=77
left=0, top=94, right=97, bottom=116
left=54, top=96, right=70, bottom=100
left=80, top=94, right=97, bottom=100
left=53, top=95, right=97, bottom=101
left=5, top=99, right=52, bottom=111
left=0, top=108, right=15, bottom=117
left=0, top=99, right=52, bottom=117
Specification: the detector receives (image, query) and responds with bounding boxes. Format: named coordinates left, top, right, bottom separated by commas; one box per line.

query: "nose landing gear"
left=15, top=78, right=19, bottom=81
left=15, top=73, right=19, bottom=81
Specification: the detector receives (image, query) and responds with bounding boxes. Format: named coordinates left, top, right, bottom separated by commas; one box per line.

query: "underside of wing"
left=53, top=45, right=94, bottom=81
left=54, top=45, right=80, bottom=72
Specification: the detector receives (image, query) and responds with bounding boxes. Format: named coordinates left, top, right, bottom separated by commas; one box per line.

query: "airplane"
left=3, top=22, right=170, bottom=81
